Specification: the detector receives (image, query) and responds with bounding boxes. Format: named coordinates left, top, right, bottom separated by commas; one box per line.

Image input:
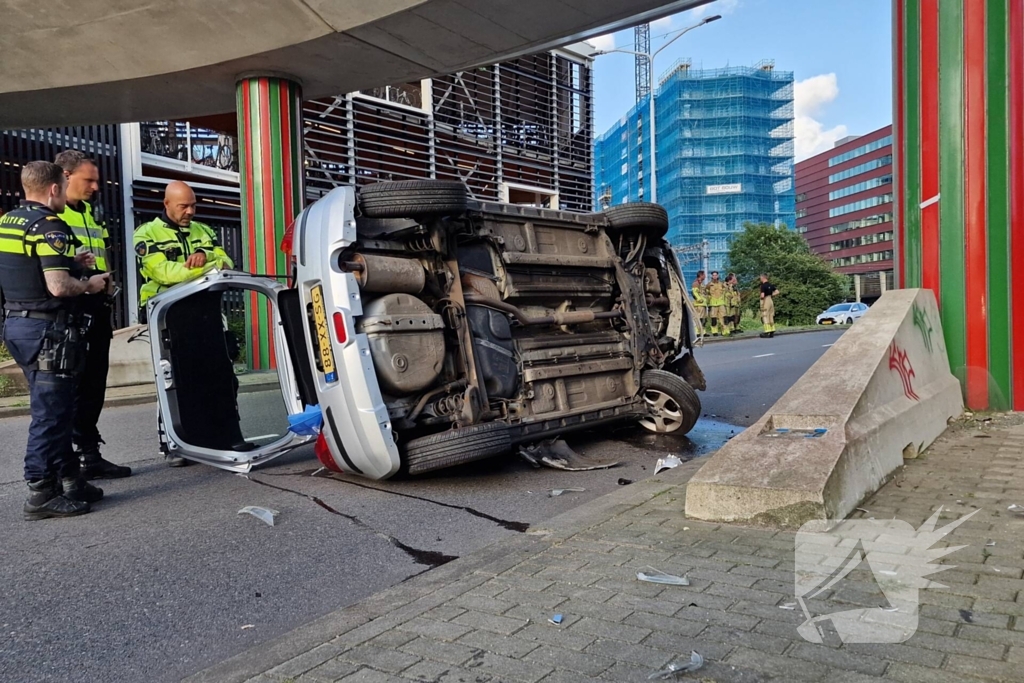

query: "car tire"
left=601, top=203, right=669, bottom=240
left=403, top=421, right=512, bottom=475
left=359, top=180, right=470, bottom=218
left=637, top=369, right=701, bottom=435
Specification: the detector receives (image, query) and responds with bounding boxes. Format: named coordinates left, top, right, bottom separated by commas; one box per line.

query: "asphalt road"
left=0, top=329, right=843, bottom=683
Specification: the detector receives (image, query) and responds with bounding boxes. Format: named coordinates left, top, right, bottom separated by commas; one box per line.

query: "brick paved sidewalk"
left=187, top=417, right=1024, bottom=683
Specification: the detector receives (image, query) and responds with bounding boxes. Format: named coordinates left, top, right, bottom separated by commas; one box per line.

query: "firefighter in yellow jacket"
left=725, top=273, right=742, bottom=335
left=133, top=181, right=233, bottom=312
left=690, top=270, right=708, bottom=333
left=706, top=271, right=729, bottom=337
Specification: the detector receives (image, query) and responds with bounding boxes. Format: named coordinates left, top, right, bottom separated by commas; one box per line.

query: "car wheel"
left=637, top=369, right=701, bottom=435
left=359, top=180, right=470, bottom=218
left=600, top=203, right=669, bottom=240
left=403, top=421, right=512, bottom=475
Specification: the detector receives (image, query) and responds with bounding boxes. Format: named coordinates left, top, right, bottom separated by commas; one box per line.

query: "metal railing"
left=139, top=121, right=238, bottom=172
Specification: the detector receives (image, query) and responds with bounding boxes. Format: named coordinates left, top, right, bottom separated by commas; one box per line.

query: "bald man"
left=133, top=181, right=240, bottom=466
left=133, top=181, right=234, bottom=310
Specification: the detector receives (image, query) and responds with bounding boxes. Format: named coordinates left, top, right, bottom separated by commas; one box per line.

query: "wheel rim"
left=639, top=388, right=685, bottom=433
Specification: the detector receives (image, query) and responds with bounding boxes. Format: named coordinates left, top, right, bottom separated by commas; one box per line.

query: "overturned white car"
left=147, top=181, right=705, bottom=479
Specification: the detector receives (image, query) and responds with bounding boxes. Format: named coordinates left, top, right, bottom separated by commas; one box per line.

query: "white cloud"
left=687, top=0, right=740, bottom=22
left=651, top=15, right=675, bottom=31
left=794, top=73, right=849, bottom=161
left=589, top=32, right=616, bottom=52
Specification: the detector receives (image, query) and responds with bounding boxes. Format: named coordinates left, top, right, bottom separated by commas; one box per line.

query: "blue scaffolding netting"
left=595, top=60, right=795, bottom=281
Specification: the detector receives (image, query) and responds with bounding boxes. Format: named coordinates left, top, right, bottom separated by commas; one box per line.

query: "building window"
left=828, top=212, right=893, bottom=234
left=829, top=231, right=894, bottom=251
left=829, top=194, right=893, bottom=218
left=829, top=135, right=893, bottom=167
left=796, top=208, right=807, bottom=219
left=828, top=174, right=892, bottom=201
left=831, top=249, right=894, bottom=267
left=796, top=192, right=807, bottom=203
left=829, top=155, right=892, bottom=183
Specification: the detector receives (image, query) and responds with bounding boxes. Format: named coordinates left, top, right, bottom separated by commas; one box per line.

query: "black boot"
left=769, top=331, right=775, bottom=338
left=61, top=477, right=104, bottom=504
left=80, top=451, right=132, bottom=480
left=24, top=480, right=90, bottom=521
left=759, top=332, right=769, bottom=338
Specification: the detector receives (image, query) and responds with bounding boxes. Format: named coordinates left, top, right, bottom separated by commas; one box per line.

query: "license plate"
left=822, top=320, right=833, bottom=325
left=310, top=285, right=338, bottom=383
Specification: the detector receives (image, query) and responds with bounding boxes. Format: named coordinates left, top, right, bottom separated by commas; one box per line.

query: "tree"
left=726, top=222, right=849, bottom=326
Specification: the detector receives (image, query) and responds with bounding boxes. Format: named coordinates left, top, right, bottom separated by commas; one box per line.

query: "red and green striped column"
left=236, top=75, right=304, bottom=370
left=894, top=0, right=1024, bottom=410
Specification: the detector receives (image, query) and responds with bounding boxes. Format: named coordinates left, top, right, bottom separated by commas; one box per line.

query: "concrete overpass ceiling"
left=0, top=0, right=710, bottom=127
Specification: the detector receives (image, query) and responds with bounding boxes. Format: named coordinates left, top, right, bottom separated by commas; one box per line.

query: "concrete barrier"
left=685, top=289, right=963, bottom=528
left=1, top=324, right=154, bottom=394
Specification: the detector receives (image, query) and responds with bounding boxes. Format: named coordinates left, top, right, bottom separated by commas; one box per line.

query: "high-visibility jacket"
left=707, top=281, right=727, bottom=307
left=58, top=200, right=109, bottom=272
left=133, top=215, right=233, bottom=305
left=726, top=284, right=741, bottom=310
left=691, top=281, right=707, bottom=306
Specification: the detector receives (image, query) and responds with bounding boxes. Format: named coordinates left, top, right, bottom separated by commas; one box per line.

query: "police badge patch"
left=44, top=231, right=68, bottom=254
left=135, top=242, right=148, bottom=258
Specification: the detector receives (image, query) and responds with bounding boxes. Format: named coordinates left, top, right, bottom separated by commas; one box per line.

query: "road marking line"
left=753, top=353, right=775, bottom=358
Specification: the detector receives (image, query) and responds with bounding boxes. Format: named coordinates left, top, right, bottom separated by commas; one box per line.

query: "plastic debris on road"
left=548, top=614, right=563, bottom=625
left=241, top=624, right=255, bottom=630
left=549, top=488, right=586, bottom=497
left=654, top=455, right=682, bottom=475
left=519, top=438, right=620, bottom=471
left=1008, top=504, right=1024, bottom=514
left=637, top=566, right=690, bottom=586
left=649, top=651, right=704, bottom=679
left=288, top=404, right=323, bottom=436
left=779, top=603, right=797, bottom=610
left=238, top=506, right=279, bottom=527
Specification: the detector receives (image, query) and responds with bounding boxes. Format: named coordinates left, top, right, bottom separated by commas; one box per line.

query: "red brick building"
left=795, top=125, right=893, bottom=299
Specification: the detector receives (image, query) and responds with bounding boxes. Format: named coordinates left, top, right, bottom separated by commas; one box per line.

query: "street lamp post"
left=594, top=14, right=721, bottom=204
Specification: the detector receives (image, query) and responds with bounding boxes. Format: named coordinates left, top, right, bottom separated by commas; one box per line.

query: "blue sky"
left=590, top=0, right=893, bottom=160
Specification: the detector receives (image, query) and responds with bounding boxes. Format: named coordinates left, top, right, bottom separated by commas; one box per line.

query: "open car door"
left=146, top=270, right=315, bottom=472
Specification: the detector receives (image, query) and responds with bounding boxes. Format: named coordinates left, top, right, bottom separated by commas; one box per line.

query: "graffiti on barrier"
left=889, top=341, right=920, bottom=401
left=912, top=303, right=935, bottom=354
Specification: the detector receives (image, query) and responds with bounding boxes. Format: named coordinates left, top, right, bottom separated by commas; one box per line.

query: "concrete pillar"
left=854, top=274, right=862, bottom=303
left=894, top=0, right=1024, bottom=410
left=236, top=74, right=304, bottom=370
left=879, top=271, right=887, bottom=295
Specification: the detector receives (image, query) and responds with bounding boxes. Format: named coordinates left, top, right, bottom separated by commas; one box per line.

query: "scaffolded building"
left=595, top=60, right=795, bottom=280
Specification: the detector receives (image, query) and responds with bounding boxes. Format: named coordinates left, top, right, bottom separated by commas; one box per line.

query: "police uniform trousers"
left=73, top=297, right=112, bottom=455
left=3, top=316, right=82, bottom=481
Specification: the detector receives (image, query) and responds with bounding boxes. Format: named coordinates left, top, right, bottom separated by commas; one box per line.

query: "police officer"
left=133, top=180, right=236, bottom=467
left=1, top=162, right=109, bottom=520
left=55, top=150, right=131, bottom=480
left=706, top=271, right=729, bottom=337
left=759, top=273, right=780, bottom=338
left=691, top=270, right=708, bottom=336
left=133, top=180, right=233, bottom=312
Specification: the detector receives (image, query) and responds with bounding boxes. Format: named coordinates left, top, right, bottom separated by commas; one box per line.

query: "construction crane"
left=634, top=23, right=651, bottom=102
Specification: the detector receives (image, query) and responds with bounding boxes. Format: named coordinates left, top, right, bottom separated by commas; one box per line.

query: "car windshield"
left=826, top=304, right=853, bottom=313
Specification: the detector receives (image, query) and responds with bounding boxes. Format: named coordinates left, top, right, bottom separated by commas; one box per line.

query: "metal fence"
left=0, top=126, right=130, bottom=326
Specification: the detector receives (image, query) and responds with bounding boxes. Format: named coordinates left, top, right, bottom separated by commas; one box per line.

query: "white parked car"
left=146, top=181, right=706, bottom=478
left=816, top=302, right=868, bottom=326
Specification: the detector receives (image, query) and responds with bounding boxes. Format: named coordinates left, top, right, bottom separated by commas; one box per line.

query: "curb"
left=0, top=379, right=280, bottom=419
left=183, top=460, right=705, bottom=683
left=700, top=325, right=843, bottom=344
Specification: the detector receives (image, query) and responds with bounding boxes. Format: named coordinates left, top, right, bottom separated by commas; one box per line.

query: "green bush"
left=0, top=342, right=10, bottom=362
left=726, top=222, right=849, bottom=326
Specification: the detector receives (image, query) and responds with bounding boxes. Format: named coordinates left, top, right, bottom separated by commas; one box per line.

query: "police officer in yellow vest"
left=706, top=270, right=729, bottom=337
left=133, top=180, right=234, bottom=311
left=1, top=162, right=109, bottom=519
left=134, top=181, right=236, bottom=467
left=55, top=150, right=132, bottom=480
